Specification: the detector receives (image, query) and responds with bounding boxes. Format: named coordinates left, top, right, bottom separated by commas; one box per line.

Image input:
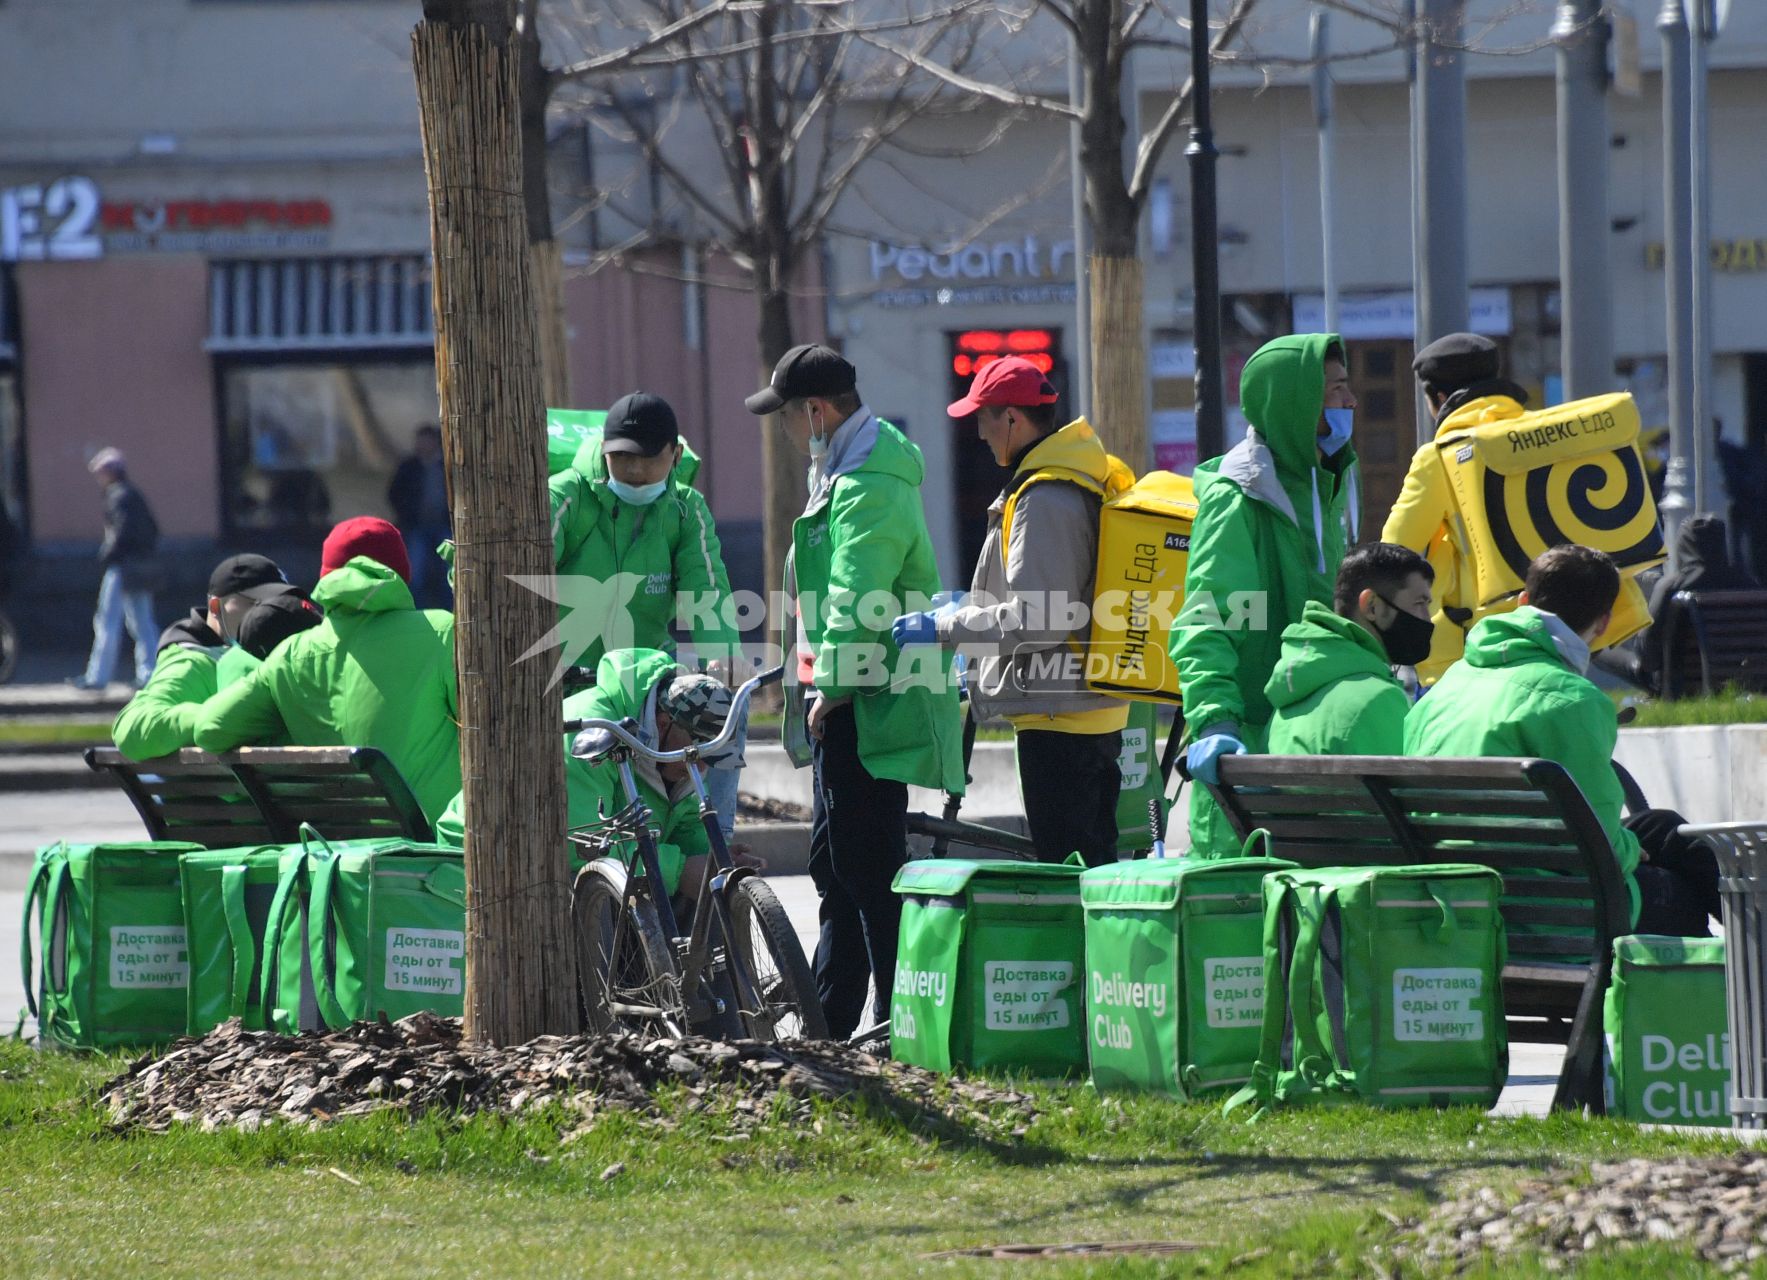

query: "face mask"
left=806, top=407, right=828, bottom=462
left=1319, top=406, right=1354, bottom=456
left=607, top=477, right=667, bottom=506
left=1375, top=596, right=1434, bottom=667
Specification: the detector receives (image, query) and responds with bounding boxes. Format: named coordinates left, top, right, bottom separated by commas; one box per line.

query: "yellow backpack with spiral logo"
left=1434, top=391, right=1663, bottom=647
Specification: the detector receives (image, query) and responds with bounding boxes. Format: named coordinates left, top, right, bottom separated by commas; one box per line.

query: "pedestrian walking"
left=72, top=447, right=161, bottom=690
left=387, top=424, right=452, bottom=610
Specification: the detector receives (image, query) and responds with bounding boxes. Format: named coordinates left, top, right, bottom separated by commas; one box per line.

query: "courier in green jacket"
left=112, top=553, right=289, bottom=760
left=438, top=648, right=721, bottom=896
left=1406, top=544, right=1718, bottom=934
left=1172, top=334, right=1361, bottom=855
left=1266, top=543, right=1434, bottom=757
left=548, top=392, right=740, bottom=672
left=194, top=517, right=461, bottom=825
left=746, top=343, right=963, bottom=1040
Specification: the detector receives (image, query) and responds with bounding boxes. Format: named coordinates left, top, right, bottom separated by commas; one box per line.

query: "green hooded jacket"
left=548, top=432, right=740, bottom=669
left=193, top=557, right=461, bottom=825
left=436, top=647, right=708, bottom=894
left=1265, top=600, right=1408, bottom=757
left=112, top=611, right=262, bottom=760
left=786, top=414, right=964, bottom=793
left=1404, top=605, right=1641, bottom=923
left=1171, top=333, right=1360, bottom=855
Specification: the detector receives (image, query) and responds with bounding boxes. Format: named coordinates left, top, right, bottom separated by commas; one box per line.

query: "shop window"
left=219, top=359, right=437, bottom=536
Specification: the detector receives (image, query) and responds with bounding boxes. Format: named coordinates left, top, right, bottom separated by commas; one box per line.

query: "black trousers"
left=1627, top=807, right=1723, bottom=936
left=808, top=703, right=908, bottom=1040
left=1016, top=728, right=1122, bottom=867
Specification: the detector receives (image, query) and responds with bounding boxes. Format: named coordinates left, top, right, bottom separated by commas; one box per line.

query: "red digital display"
left=952, top=328, right=1055, bottom=375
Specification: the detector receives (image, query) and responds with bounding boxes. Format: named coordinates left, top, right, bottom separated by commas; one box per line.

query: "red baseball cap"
left=947, top=356, right=1060, bottom=418
left=321, top=516, right=412, bottom=583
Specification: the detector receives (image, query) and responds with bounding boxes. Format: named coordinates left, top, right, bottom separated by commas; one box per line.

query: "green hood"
left=860, top=419, right=926, bottom=486
left=1239, top=333, right=1341, bottom=475
left=312, top=557, right=416, bottom=615
left=1461, top=605, right=1573, bottom=671
left=565, top=647, right=678, bottom=724
left=1264, top=599, right=1394, bottom=709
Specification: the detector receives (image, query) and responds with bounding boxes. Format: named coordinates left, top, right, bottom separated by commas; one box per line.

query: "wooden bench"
left=1657, top=587, right=1767, bottom=699
left=84, top=746, right=433, bottom=848
left=1208, top=754, right=1632, bottom=1113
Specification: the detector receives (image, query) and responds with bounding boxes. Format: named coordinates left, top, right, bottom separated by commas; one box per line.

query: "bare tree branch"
left=855, top=27, right=1073, bottom=118
left=1127, top=0, right=1257, bottom=205
left=552, top=1, right=731, bottom=81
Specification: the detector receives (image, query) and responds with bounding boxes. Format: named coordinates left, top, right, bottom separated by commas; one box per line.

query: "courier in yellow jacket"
left=1382, top=334, right=1660, bottom=681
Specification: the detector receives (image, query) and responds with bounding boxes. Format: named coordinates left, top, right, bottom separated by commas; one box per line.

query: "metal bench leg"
left=1551, top=961, right=1610, bottom=1114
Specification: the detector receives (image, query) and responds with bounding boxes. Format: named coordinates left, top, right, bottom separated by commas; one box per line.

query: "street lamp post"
left=1657, top=0, right=1694, bottom=559
left=1188, top=0, right=1225, bottom=464
left=1553, top=0, right=1615, bottom=400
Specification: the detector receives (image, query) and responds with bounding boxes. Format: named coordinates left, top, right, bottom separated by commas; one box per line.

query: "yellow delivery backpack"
left=1085, top=470, right=1198, bottom=705
left=1435, top=391, right=1663, bottom=649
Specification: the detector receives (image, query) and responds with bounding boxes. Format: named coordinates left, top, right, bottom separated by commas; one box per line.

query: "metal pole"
left=1188, top=0, right=1225, bottom=462
left=1414, top=0, right=1470, bottom=443
left=1406, top=0, right=1432, bottom=432
left=1658, top=0, right=1694, bottom=558
left=1311, top=8, right=1339, bottom=333
left=1689, top=0, right=1715, bottom=514
left=1554, top=0, right=1615, bottom=399
left=1067, top=48, right=1092, bottom=420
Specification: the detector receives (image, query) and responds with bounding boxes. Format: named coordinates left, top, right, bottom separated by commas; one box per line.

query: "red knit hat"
left=321, top=516, right=411, bottom=583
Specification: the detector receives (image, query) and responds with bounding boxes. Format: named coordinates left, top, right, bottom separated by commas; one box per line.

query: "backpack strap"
left=1224, top=874, right=1297, bottom=1119
left=307, top=849, right=353, bottom=1030
left=18, top=855, right=60, bottom=1021
left=1281, top=884, right=1351, bottom=1099
left=219, top=865, right=256, bottom=1020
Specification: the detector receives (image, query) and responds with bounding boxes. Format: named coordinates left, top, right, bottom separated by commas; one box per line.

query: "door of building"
left=1347, top=339, right=1417, bottom=541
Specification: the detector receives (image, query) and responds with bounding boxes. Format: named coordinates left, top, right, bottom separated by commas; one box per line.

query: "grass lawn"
left=1, top=1040, right=1755, bottom=1279
left=1627, top=689, right=1767, bottom=728
left=0, top=719, right=113, bottom=746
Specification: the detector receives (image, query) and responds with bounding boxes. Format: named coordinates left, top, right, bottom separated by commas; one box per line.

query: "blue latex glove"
left=1185, top=731, right=1247, bottom=785
left=891, top=611, right=939, bottom=647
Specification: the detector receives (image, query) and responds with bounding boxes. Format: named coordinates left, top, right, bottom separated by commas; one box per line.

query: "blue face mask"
left=1319, top=406, right=1354, bottom=456
left=607, top=477, right=667, bottom=506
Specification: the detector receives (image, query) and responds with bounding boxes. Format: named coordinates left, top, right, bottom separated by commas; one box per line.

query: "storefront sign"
left=1644, top=239, right=1767, bottom=273
left=869, top=234, right=1075, bottom=285
left=1291, top=287, right=1511, bottom=340
left=873, top=282, right=1077, bottom=310
left=1, top=176, right=333, bottom=260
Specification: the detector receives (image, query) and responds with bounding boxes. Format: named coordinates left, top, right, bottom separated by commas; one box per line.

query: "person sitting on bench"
left=1265, top=543, right=1434, bottom=757
left=1406, top=544, right=1719, bottom=935
left=1630, top=513, right=1760, bottom=694
left=112, top=553, right=297, bottom=760
left=194, top=517, right=461, bottom=825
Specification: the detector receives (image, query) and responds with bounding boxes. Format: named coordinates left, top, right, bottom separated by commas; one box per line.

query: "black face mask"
left=1375, top=596, right=1435, bottom=667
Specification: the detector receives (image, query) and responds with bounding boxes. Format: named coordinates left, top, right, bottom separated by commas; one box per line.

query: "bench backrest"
left=1208, top=755, right=1631, bottom=971
left=85, top=746, right=433, bottom=847
left=1660, top=588, right=1767, bottom=699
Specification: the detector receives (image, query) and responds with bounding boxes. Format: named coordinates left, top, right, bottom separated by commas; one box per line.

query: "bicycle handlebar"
left=565, top=664, right=782, bottom=765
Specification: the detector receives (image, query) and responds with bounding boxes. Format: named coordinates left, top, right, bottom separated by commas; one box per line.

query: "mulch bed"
left=95, top=1014, right=1036, bottom=1143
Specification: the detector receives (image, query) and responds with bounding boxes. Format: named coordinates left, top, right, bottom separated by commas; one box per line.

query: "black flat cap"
left=745, top=344, right=856, bottom=415
left=207, top=554, right=287, bottom=600
left=237, top=586, right=323, bottom=660
left=1412, top=333, right=1501, bottom=390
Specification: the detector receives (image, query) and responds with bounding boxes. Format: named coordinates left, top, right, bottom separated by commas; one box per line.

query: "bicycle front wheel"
left=727, top=876, right=829, bottom=1041
left=572, top=858, right=684, bottom=1037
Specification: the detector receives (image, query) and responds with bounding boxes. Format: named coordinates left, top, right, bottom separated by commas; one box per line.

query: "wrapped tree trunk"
left=757, top=282, right=804, bottom=626
left=1090, top=254, right=1149, bottom=471
left=412, top=0, right=578, bottom=1045
left=529, top=239, right=572, bottom=408
left=518, top=15, right=572, bottom=408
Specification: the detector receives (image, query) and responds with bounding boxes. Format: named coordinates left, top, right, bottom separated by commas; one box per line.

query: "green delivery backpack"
left=261, top=833, right=467, bottom=1033
left=1604, top=934, right=1731, bottom=1126
left=890, top=858, right=1087, bottom=1077
left=1228, top=865, right=1508, bottom=1113
left=20, top=841, right=202, bottom=1048
left=180, top=845, right=305, bottom=1035
left=1080, top=849, right=1295, bottom=1097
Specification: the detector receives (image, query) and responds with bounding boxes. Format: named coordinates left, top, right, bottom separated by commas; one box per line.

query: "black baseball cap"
left=207, top=554, right=287, bottom=601
left=603, top=392, right=680, bottom=457
left=236, top=586, right=323, bottom=660
left=1412, top=333, right=1501, bottom=391
left=745, top=344, right=857, bottom=415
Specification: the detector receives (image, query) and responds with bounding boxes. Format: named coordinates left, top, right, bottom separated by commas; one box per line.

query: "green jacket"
left=112, top=610, right=262, bottom=760
left=548, top=434, right=739, bottom=668
left=1170, top=333, right=1359, bottom=854
left=437, top=648, right=707, bottom=894
left=787, top=413, right=964, bottom=793
left=193, top=558, right=461, bottom=825
left=1404, top=605, right=1641, bottom=923
left=1265, top=600, right=1408, bottom=757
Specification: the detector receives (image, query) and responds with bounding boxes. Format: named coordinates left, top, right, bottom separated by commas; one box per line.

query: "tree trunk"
left=413, top=0, right=577, bottom=1045
left=756, top=280, right=802, bottom=617
left=518, top=13, right=571, bottom=407
left=1090, top=253, right=1150, bottom=470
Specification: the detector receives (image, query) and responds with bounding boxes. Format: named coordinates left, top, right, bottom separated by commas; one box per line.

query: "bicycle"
left=565, top=664, right=828, bottom=1042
